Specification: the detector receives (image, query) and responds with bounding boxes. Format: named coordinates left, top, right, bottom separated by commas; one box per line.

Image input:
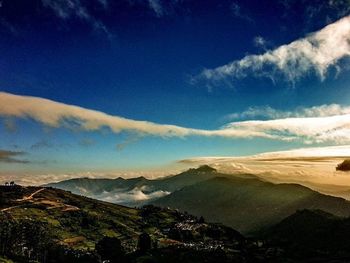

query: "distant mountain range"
left=47, top=165, right=350, bottom=234
left=45, top=165, right=221, bottom=206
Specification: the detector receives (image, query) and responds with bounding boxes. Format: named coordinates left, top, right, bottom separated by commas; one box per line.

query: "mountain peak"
left=188, top=165, right=217, bottom=173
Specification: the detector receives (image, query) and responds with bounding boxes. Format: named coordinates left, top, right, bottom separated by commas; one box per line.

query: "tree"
left=336, top=160, right=350, bottom=171
left=95, top=236, right=125, bottom=263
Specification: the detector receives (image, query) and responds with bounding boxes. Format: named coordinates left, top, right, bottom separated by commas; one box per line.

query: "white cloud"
left=197, top=15, right=350, bottom=84
left=226, top=104, right=350, bottom=120
left=223, top=114, right=350, bottom=144
left=95, top=187, right=170, bottom=205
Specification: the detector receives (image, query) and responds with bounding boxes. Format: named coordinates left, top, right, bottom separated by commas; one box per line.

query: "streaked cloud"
left=0, top=92, right=278, bottom=140
left=2, top=92, right=350, bottom=144
left=196, top=15, right=350, bottom=85
left=41, top=0, right=111, bottom=37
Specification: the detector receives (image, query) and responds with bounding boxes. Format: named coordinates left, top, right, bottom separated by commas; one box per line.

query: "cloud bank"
left=94, top=186, right=170, bottom=206
left=0, top=149, right=28, bottom=163
left=197, top=15, right=350, bottom=84
left=2, top=92, right=350, bottom=144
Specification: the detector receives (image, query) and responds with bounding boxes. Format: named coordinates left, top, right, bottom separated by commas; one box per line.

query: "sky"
left=1, top=0, right=350, bottom=184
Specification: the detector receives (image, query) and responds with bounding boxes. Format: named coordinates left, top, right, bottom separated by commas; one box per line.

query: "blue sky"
left=1, top=0, right=350, bottom=178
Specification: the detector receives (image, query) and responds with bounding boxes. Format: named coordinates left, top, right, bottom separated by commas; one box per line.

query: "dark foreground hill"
left=265, top=209, right=350, bottom=260
left=152, top=176, right=350, bottom=234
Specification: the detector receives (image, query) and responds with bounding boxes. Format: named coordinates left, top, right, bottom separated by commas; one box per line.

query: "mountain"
left=45, top=165, right=223, bottom=206
left=151, top=176, right=350, bottom=234
left=47, top=165, right=350, bottom=234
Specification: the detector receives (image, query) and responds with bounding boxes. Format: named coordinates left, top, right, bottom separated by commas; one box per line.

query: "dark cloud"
left=0, top=149, right=29, bottom=163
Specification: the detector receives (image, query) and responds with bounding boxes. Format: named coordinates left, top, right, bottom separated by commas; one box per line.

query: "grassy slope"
left=1, top=186, right=144, bottom=250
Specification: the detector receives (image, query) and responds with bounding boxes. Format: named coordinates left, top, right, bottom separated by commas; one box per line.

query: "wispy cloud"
left=253, top=36, right=271, bottom=50
left=230, top=1, right=254, bottom=23
left=226, top=104, right=350, bottom=120
left=0, top=149, right=29, bottom=164
left=41, top=0, right=111, bottom=37
left=148, top=0, right=164, bottom=17
left=195, top=15, right=350, bottom=85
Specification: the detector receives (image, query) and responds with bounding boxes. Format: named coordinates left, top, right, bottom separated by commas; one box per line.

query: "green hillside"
left=0, top=185, right=255, bottom=263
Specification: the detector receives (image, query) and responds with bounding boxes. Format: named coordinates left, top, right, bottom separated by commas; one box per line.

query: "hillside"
left=152, top=176, right=350, bottom=234
left=0, top=184, right=265, bottom=263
